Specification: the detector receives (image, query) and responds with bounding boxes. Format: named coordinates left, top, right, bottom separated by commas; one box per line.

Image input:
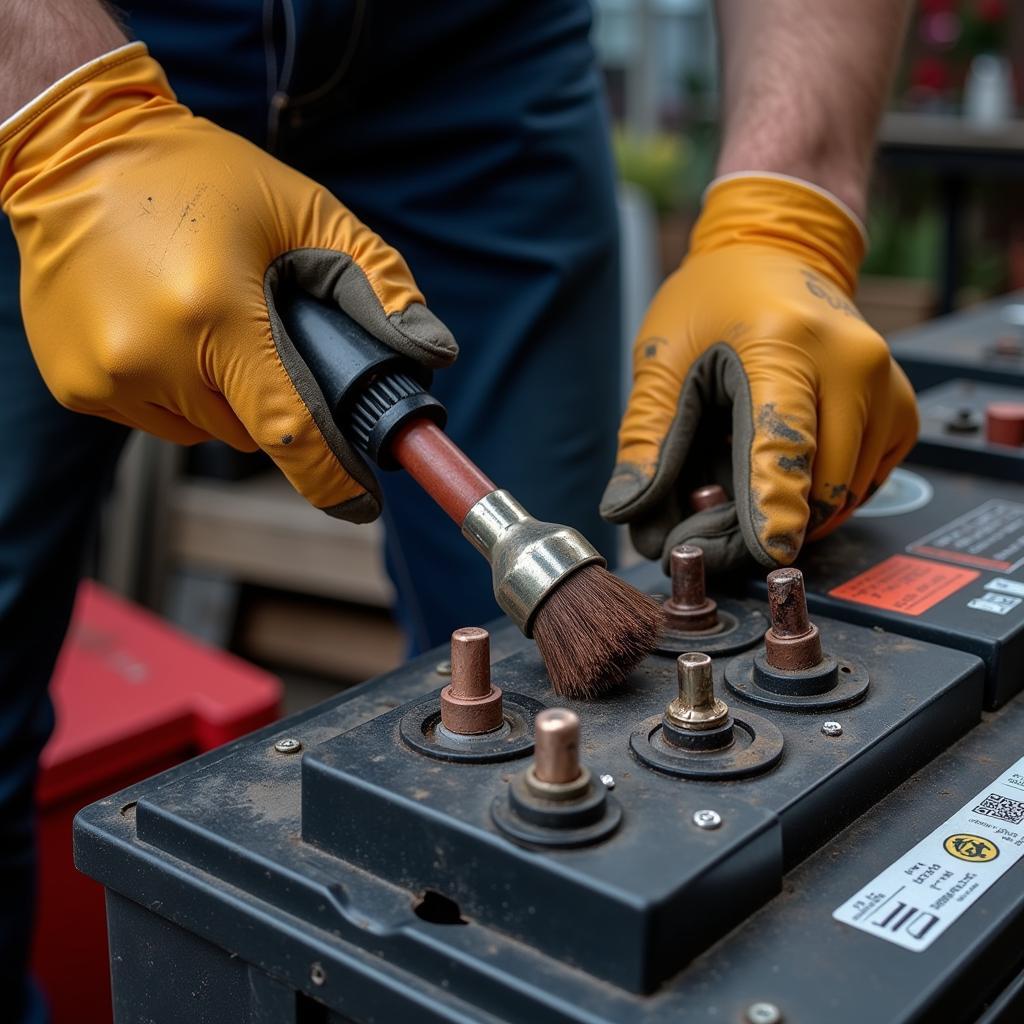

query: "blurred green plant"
left=613, top=130, right=686, bottom=214
left=612, top=126, right=717, bottom=215
left=863, top=193, right=942, bottom=280
left=864, top=178, right=1006, bottom=295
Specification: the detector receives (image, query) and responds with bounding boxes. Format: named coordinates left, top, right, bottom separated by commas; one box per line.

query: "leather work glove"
left=600, top=173, right=918, bottom=572
left=0, top=43, right=456, bottom=521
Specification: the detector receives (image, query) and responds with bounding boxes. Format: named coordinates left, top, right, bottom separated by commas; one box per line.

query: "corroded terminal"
left=439, top=627, right=504, bottom=735
left=667, top=652, right=730, bottom=731
left=722, top=566, right=868, bottom=710
left=764, top=568, right=824, bottom=671
left=662, top=545, right=719, bottom=633
left=690, top=484, right=728, bottom=511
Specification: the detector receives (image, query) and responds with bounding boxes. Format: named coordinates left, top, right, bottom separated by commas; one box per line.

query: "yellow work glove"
left=0, top=43, right=456, bottom=521
left=600, top=174, right=918, bottom=571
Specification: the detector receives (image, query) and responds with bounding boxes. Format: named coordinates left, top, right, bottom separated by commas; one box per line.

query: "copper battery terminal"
left=653, top=545, right=768, bottom=657
left=492, top=708, right=622, bottom=847
left=401, top=627, right=546, bottom=763
left=724, top=568, right=870, bottom=711
left=439, top=627, right=504, bottom=735
left=662, top=546, right=720, bottom=634
left=690, top=484, right=728, bottom=512
left=524, top=709, right=592, bottom=801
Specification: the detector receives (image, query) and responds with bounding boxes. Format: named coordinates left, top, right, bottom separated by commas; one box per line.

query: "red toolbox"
left=31, top=580, right=282, bottom=1024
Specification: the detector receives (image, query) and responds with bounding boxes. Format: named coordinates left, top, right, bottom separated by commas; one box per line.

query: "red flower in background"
left=919, top=0, right=956, bottom=12
left=974, top=0, right=1008, bottom=24
left=911, top=55, right=953, bottom=93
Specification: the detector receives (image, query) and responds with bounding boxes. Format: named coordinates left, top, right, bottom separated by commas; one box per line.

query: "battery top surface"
left=890, top=291, right=1024, bottom=387
left=793, top=464, right=1024, bottom=706
left=72, top=549, right=997, bottom=1023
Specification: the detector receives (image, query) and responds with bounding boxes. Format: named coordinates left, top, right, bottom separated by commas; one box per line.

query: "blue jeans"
left=2, top=2, right=620, bottom=1018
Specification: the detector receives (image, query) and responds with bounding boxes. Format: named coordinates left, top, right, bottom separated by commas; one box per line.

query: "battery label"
left=908, top=500, right=1024, bottom=573
left=987, top=577, right=1024, bottom=598
left=828, top=555, right=978, bottom=616
left=968, top=593, right=1022, bottom=615
left=833, top=754, right=1024, bottom=951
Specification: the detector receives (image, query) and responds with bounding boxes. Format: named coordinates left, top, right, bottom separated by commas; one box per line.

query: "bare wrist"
left=716, top=144, right=868, bottom=221
left=1, top=0, right=128, bottom=122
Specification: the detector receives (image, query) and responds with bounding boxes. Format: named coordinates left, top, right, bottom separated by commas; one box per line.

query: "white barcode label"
left=833, top=754, right=1024, bottom=951
left=969, top=593, right=1022, bottom=615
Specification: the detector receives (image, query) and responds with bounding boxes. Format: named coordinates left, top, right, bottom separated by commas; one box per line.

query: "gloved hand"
left=600, top=173, right=918, bottom=571
left=0, top=43, right=456, bottom=521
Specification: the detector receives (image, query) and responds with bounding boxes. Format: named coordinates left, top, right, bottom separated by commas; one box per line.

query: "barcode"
left=973, top=792, right=1024, bottom=825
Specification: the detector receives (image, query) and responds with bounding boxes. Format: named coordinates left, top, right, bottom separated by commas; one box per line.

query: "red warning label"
left=829, top=555, right=979, bottom=616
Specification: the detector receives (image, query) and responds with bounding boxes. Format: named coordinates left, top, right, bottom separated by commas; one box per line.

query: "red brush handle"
left=389, top=419, right=496, bottom=524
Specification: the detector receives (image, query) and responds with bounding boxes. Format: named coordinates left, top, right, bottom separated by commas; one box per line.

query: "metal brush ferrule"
left=461, top=490, right=605, bottom=636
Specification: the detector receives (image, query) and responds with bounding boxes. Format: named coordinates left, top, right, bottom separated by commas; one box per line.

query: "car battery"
left=768, top=464, right=1024, bottom=711
left=911, top=378, right=1024, bottom=480
left=889, top=291, right=1024, bottom=390
left=34, top=580, right=281, bottom=1024
left=74, top=552, right=1003, bottom=1023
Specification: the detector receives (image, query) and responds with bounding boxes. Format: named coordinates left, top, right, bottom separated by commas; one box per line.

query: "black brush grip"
left=277, top=289, right=447, bottom=470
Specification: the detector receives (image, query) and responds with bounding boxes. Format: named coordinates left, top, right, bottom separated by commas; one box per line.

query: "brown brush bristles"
left=533, top=565, right=663, bottom=699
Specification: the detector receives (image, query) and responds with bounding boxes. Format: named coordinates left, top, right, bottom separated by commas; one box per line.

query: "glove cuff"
left=1, top=42, right=173, bottom=202
left=691, top=172, right=867, bottom=297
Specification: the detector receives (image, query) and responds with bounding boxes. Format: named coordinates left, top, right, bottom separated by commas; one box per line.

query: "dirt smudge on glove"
left=756, top=403, right=806, bottom=445
left=639, top=336, right=668, bottom=360
left=778, top=453, right=810, bottom=473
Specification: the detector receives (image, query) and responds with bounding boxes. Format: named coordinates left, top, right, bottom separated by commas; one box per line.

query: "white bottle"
left=963, top=54, right=1015, bottom=127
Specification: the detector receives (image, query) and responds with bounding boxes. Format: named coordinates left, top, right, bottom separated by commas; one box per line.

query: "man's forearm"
left=1, top=0, right=127, bottom=122
left=714, top=0, right=912, bottom=218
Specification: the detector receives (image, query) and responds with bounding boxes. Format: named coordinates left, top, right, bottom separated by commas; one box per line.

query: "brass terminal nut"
left=666, top=652, right=730, bottom=731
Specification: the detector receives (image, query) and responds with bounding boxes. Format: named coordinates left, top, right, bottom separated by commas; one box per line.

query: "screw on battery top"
left=439, top=627, right=504, bottom=735
left=692, top=809, right=722, bottom=830
left=764, top=568, right=824, bottom=671
left=745, top=1003, right=783, bottom=1024
left=661, top=545, right=720, bottom=633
